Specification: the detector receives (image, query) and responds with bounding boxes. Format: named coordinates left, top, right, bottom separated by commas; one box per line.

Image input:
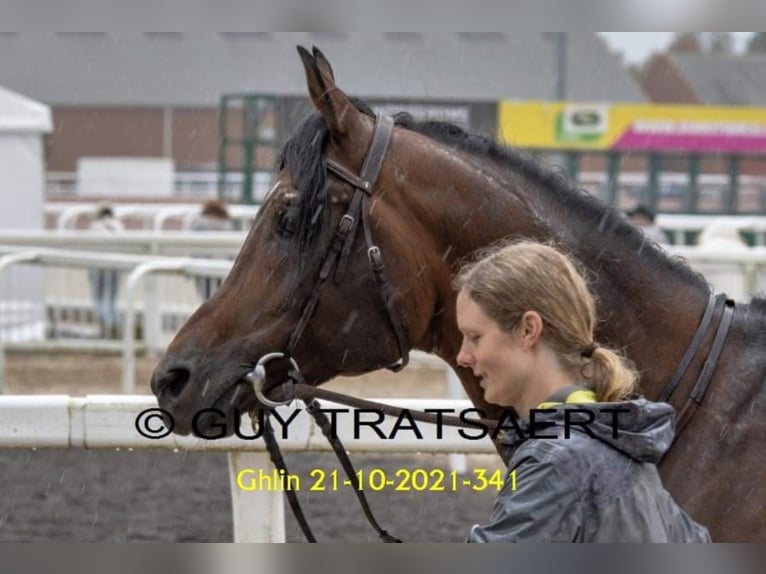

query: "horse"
left=152, top=46, right=766, bottom=542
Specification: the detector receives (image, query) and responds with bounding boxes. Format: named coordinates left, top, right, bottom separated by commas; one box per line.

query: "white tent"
left=0, top=85, right=52, bottom=229
left=0, top=86, right=51, bottom=342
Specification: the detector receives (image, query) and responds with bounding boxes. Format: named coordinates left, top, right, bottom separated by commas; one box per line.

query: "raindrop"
left=229, top=385, right=242, bottom=405
left=597, top=210, right=610, bottom=232
left=341, top=311, right=359, bottom=333
left=441, top=245, right=454, bottom=261
left=310, top=205, right=324, bottom=225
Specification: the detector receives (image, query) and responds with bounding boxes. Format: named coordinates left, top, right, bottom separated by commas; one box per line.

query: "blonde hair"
left=454, top=240, right=637, bottom=402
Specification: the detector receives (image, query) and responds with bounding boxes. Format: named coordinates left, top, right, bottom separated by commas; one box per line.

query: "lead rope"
left=252, top=376, right=503, bottom=543
left=255, top=403, right=401, bottom=542
left=258, top=410, right=317, bottom=542
left=306, top=400, right=401, bottom=543
left=256, top=402, right=401, bottom=542
left=252, top=366, right=404, bottom=543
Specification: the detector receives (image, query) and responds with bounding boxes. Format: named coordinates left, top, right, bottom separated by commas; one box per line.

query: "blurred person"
left=696, top=218, right=749, bottom=300
left=697, top=218, right=747, bottom=250
left=89, top=203, right=124, bottom=338
left=190, top=200, right=235, bottom=300
left=455, top=240, right=710, bottom=542
left=627, top=204, right=668, bottom=245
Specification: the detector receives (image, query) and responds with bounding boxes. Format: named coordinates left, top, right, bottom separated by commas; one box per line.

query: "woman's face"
left=455, top=291, right=534, bottom=408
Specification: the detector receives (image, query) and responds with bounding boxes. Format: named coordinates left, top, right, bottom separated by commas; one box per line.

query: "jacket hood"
left=501, top=398, right=676, bottom=463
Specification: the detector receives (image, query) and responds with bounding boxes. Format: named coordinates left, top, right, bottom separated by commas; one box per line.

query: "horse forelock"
left=276, top=114, right=330, bottom=260
left=275, top=98, right=379, bottom=268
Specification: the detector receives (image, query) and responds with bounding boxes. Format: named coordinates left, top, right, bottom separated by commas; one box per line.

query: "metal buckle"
left=367, top=246, right=383, bottom=270
left=338, top=214, right=354, bottom=234
left=244, top=352, right=301, bottom=408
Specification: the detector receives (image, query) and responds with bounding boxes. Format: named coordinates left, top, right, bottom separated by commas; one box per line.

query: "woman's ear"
left=519, top=311, right=544, bottom=350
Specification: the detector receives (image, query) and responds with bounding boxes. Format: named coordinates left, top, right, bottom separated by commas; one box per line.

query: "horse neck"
left=426, top=152, right=711, bottom=396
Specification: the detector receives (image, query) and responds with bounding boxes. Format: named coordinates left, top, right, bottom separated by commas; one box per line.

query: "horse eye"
left=276, top=208, right=298, bottom=237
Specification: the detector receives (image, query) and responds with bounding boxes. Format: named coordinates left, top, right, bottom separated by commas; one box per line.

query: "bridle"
left=659, top=292, right=736, bottom=445
left=248, top=113, right=407, bottom=410
left=245, top=113, right=408, bottom=543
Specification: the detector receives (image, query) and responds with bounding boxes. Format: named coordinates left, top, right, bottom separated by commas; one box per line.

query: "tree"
left=746, top=32, right=766, bottom=54
left=668, top=33, right=702, bottom=54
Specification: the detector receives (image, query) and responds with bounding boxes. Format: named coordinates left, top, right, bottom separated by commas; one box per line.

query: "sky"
left=597, top=32, right=754, bottom=65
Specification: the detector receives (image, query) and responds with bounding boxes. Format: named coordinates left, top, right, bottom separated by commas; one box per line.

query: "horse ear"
left=312, top=46, right=335, bottom=80
left=296, top=45, right=357, bottom=137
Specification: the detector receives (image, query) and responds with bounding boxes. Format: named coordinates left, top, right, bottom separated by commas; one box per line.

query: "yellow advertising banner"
left=497, top=101, right=766, bottom=153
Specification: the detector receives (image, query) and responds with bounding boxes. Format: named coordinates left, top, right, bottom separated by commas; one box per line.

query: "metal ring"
left=244, top=352, right=301, bottom=408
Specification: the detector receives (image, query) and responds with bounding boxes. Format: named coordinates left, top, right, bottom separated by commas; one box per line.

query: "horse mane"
left=278, top=98, right=707, bottom=291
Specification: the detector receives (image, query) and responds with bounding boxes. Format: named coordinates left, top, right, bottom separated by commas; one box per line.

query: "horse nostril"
left=153, top=365, right=192, bottom=400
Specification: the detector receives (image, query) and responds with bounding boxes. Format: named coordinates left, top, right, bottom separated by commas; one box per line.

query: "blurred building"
left=641, top=52, right=766, bottom=106
left=0, top=32, right=644, bottom=200
left=640, top=52, right=766, bottom=184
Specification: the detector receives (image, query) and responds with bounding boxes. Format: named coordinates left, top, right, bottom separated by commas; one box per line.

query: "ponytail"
left=584, top=345, right=638, bottom=402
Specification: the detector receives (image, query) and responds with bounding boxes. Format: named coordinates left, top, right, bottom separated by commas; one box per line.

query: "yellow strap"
left=537, top=389, right=597, bottom=410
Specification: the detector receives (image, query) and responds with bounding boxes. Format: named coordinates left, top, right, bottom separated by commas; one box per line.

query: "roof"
left=0, top=33, right=646, bottom=107
left=0, top=85, right=52, bottom=133
left=669, top=53, right=766, bottom=106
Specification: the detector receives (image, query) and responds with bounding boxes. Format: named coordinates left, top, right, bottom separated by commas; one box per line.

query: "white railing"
left=44, top=203, right=260, bottom=232
left=41, top=202, right=766, bottom=245
left=0, top=395, right=495, bottom=542
left=0, top=246, right=231, bottom=388
left=665, top=245, right=766, bottom=300
left=0, top=230, right=246, bottom=256
left=2, top=242, right=766, bottom=388
left=656, top=215, right=766, bottom=245
left=0, top=244, right=452, bottom=391
left=47, top=171, right=274, bottom=203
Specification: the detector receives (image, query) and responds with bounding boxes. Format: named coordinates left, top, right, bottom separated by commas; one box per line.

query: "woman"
left=454, top=240, right=710, bottom=542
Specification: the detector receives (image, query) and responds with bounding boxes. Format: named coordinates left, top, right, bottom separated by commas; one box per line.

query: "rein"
left=248, top=380, right=501, bottom=544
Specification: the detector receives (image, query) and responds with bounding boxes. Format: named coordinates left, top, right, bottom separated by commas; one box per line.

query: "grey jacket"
left=468, top=398, right=711, bottom=542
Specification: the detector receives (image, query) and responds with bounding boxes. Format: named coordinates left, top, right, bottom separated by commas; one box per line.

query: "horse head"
left=151, top=47, right=464, bottom=435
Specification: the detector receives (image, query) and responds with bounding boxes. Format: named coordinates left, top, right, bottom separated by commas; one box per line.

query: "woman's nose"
left=456, top=343, right=473, bottom=368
